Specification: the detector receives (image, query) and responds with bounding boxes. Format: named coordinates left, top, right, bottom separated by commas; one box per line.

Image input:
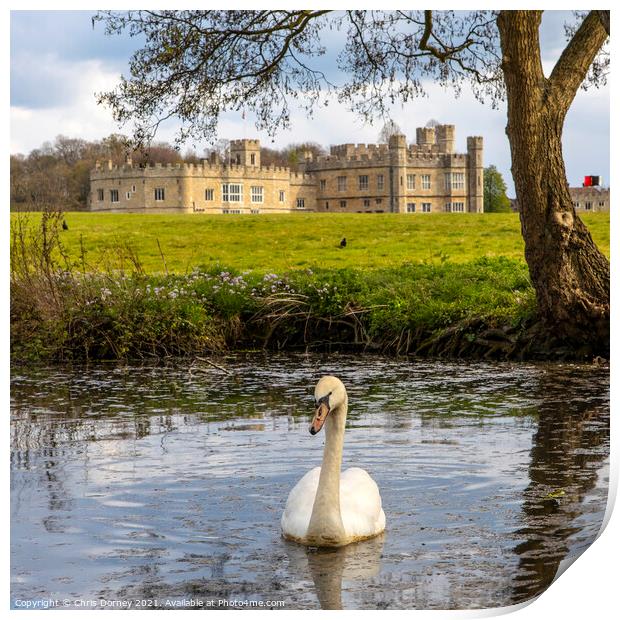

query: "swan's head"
left=310, top=376, right=347, bottom=435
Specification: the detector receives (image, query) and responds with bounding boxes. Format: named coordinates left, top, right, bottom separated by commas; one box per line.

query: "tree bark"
left=497, top=11, right=609, bottom=355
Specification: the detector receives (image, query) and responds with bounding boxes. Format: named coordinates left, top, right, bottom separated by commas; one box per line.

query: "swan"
left=281, top=376, right=386, bottom=547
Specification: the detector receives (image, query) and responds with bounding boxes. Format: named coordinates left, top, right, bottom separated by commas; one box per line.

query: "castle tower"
left=467, top=136, right=484, bottom=213
left=416, top=127, right=436, bottom=146
left=230, top=139, right=261, bottom=167
left=179, top=164, right=193, bottom=212
left=389, top=133, right=408, bottom=213
left=436, top=125, right=455, bottom=154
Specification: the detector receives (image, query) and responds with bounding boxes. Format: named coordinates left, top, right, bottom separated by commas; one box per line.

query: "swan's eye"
left=315, top=391, right=332, bottom=408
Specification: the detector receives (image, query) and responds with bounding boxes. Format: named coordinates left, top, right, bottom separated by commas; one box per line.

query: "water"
left=10, top=354, right=609, bottom=610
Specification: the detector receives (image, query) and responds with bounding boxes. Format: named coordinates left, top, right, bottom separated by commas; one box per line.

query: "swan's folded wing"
left=280, top=467, right=321, bottom=540
left=340, top=467, right=386, bottom=539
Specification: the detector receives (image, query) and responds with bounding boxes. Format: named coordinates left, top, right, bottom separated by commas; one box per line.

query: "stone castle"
left=89, top=125, right=483, bottom=214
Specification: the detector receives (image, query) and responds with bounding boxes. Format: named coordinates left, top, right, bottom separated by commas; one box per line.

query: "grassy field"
left=17, top=211, right=610, bottom=274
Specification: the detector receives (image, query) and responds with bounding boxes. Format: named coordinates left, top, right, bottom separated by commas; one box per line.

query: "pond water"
left=11, top=354, right=609, bottom=610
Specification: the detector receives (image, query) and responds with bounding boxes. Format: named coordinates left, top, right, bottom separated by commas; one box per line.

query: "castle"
left=89, top=125, right=484, bottom=214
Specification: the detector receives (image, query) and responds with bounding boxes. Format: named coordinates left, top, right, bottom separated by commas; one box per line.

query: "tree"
left=95, top=10, right=610, bottom=353
left=483, top=165, right=512, bottom=213
left=10, top=134, right=193, bottom=211
left=377, top=119, right=402, bottom=143
left=281, top=142, right=327, bottom=169
left=204, top=139, right=231, bottom=165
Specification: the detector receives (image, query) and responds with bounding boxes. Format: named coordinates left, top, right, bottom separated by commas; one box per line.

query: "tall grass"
left=11, top=209, right=542, bottom=362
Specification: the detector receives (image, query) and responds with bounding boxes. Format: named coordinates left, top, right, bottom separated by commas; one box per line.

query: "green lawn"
left=14, top=211, right=609, bottom=274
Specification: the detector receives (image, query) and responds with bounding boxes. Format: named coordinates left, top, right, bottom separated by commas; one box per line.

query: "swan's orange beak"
left=310, top=401, right=330, bottom=435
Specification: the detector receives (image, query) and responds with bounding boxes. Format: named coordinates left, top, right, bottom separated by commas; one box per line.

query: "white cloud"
left=10, top=58, right=123, bottom=153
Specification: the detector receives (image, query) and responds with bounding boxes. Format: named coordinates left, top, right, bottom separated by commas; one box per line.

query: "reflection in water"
left=513, top=371, right=610, bottom=602
left=10, top=355, right=609, bottom=609
left=285, top=535, right=385, bottom=609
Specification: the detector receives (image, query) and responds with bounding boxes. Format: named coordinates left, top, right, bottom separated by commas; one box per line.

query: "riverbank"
left=11, top=211, right=609, bottom=363
left=12, top=258, right=602, bottom=363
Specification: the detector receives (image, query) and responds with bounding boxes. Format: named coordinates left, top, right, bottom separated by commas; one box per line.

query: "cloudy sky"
left=10, top=10, right=610, bottom=196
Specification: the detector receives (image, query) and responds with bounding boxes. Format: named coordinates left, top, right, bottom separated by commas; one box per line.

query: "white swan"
left=281, top=376, right=386, bottom=547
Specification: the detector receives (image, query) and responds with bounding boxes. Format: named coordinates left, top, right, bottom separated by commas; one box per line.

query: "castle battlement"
left=90, top=126, right=483, bottom=214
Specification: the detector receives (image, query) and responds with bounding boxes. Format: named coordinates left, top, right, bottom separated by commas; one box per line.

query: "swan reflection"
left=285, top=533, right=385, bottom=609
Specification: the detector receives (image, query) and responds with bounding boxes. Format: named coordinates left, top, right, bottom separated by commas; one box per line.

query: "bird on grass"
left=339, top=238, right=347, bottom=248
left=62, top=220, right=69, bottom=230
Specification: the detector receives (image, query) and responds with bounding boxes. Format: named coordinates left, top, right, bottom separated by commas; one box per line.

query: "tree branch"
left=418, top=10, right=475, bottom=61
left=546, top=11, right=609, bottom=115
left=595, top=10, right=610, bottom=36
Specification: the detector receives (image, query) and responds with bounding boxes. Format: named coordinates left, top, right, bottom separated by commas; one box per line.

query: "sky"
left=9, top=10, right=610, bottom=196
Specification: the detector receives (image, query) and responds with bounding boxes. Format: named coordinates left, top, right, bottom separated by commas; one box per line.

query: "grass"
left=15, top=212, right=610, bottom=274
left=10, top=211, right=609, bottom=362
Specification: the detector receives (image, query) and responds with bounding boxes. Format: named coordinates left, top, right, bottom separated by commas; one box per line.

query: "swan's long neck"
left=307, top=396, right=348, bottom=546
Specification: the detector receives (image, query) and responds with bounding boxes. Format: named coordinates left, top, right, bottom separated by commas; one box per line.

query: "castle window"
left=97, top=189, right=104, bottom=201
left=337, top=176, right=347, bottom=192
left=320, top=179, right=326, bottom=191
left=126, top=192, right=131, bottom=200
left=574, top=202, right=580, bottom=208
left=222, top=183, right=242, bottom=202
left=279, top=190, right=285, bottom=202
left=250, top=153, right=256, bottom=166
left=110, top=189, right=119, bottom=203
left=154, top=187, right=165, bottom=201
left=452, top=202, right=465, bottom=212
left=363, top=199, right=371, bottom=208
left=406, top=174, right=416, bottom=190
left=132, top=185, right=136, bottom=192
left=452, top=173, right=465, bottom=190
left=421, top=175, right=431, bottom=190
left=422, top=202, right=431, bottom=212
left=444, top=203, right=452, bottom=212
left=325, top=201, right=329, bottom=209
left=205, top=188, right=214, bottom=201
left=296, top=198, right=305, bottom=209
left=222, top=208, right=242, bottom=214
left=377, top=174, right=384, bottom=190
left=251, top=209, right=260, bottom=214
left=235, top=154, right=241, bottom=165
left=585, top=201, right=592, bottom=210
left=251, top=186, right=264, bottom=203
left=340, top=200, right=347, bottom=208
left=358, top=175, right=369, bottom=190
left=376, top=198, right=383, bottom=205
left=406, top=203, right=416, bottom=213
left=599, top=201, right=605, bottom=207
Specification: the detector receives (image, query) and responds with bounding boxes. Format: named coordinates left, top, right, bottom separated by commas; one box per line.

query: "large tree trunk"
left=497, top=11, right=610, bottom=355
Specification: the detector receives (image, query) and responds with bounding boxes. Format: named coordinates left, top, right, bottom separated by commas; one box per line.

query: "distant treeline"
left=10, top=134, right=326, bottom=212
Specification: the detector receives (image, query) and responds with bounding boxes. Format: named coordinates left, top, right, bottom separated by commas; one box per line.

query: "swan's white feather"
left=281, top=466, right=385, bottom=542
left=281, top=467, right=321, bottom=541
